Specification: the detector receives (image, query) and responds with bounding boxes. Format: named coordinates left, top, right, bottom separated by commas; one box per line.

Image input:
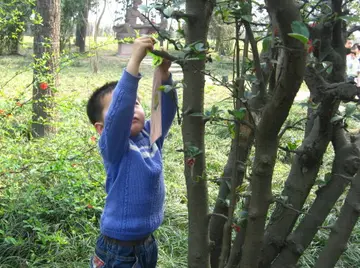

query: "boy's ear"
left=94, top=122, right=104, bottom=135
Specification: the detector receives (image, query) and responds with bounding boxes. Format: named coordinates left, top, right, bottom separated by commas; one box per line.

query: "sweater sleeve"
left=99, top=70, right=141, bottom=163
left=156, top=73, right=177, bottom=148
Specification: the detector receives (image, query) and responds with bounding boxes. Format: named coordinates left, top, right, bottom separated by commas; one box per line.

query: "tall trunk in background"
left=92, top=0, right=107, bottom=73
left=76, top=0, right=89, bottom=53
left=182, top=1, right=214, bottom=267
left=32, top=0, right=60, bottom=138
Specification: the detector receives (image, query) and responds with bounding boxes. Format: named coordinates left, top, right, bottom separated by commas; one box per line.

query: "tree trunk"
left=314, top=166, right=360, bottom=268
left=9, top=34, right=21, bottom=55
left=92, top=0, right=107, bottom=74
left=260, top=1, right=347, bottom=263
left=271, top=128, right=360, bottom=268
left=182, top=1, right=214, bottom=267
left=239, top=1, right=306, bottom=267
left=32, top=0, right=60, bottom=138
left=210, top=31, right=252, bottom=266
left=77, top=0, right=89, bottom=53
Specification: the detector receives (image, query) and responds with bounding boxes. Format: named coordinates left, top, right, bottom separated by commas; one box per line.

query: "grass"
left=0, top=36, right=359, bottom=268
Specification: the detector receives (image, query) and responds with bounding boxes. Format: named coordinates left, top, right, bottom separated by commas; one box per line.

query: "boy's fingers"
left=138, top=36, right=156, bottom=44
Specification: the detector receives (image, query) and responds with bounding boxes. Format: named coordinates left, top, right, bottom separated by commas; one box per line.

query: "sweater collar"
left=130, top=131, right=144, bottom=142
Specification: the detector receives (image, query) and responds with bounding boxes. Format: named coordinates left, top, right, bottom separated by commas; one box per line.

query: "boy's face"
left=95, top=92, right=145, bottom=136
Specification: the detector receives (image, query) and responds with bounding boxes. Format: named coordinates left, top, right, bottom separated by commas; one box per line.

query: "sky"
left=88, top=0, right=119, bottom=27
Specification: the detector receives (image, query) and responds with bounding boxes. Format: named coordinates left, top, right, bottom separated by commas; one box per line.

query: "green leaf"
left=237, top=184, right=247, bottom=194
left=291, top=21, right=309, bottom=38
left=288, top=33, right=309, bottom=45
left=194, top=43, right=206, bottom=52
left=345, top=103, right=357, bottom=117
left=314, top=180, right=327, bottom=187
left=229, top=108, right=246, bottom=121
left=163, top=7, right=174, bottom=17
left=5, top=237, right=17, bottom=245
left=241, top=15, right=252, bottom=22
left=287, top=141, right=297, bottom=151
left=262, top=36, right=271, bottom=52
left=176, top=28, right=185, bottom=37
left=138, top=5, right=149, bottom=13
left=352, top=113, right=360, bottom=121
left=147, top=51, right=163, bottom=67
left=227, top=123, right=235, bottom=139
left=157, top=85, right=174, bottom=93
left=324, top=172, right=332, bottom=183
left=338, top=16, right=360, bottom=23
left=185, top=143, right=202, bottom=158
left=330, top=115, right=343, bottom=123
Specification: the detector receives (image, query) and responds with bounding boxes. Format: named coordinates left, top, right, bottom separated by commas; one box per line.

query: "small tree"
left=139, top=0, right=360, bottom=267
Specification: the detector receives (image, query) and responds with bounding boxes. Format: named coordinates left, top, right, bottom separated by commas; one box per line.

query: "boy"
left=86, top=36, right=177, bottom=268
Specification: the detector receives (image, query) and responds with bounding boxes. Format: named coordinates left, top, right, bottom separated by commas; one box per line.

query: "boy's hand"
left=127, top=36, right=155, bottom=76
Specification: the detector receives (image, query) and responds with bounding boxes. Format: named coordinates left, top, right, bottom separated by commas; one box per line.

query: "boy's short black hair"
left=87, top=81, right=118, bottom=125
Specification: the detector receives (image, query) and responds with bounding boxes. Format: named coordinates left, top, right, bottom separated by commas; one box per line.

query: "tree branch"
left=141, top=14, right=182, bottom=50
left=151, top=49, right=182, bottom=64
left=347, top=25, right=360, bottom=37
left=273, top=197, right=309, bottom=215
left=243, top=20, right=266, bottom=98
left=239, top=0, right=307, bottom=267
left=278, top=117, right=307, bottom=140
left=314, top=169, right=360, bottom=268
left=271, top=127, right=360, bottom=268
left=155, top=7, right=196, bottom=22
left=324, top=82, right=360, bottom=102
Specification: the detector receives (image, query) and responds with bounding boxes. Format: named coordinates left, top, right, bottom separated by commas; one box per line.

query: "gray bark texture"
left=239, top=1, right=306, bottom=267
left=271, top=129, right=360, bottom=268
left=182, top=1, right=215, bottom=267
left=32, top=0, right=60, bottom=138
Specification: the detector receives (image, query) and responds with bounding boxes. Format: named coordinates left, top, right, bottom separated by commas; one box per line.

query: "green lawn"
left=0, top=37, right=359, bottom=268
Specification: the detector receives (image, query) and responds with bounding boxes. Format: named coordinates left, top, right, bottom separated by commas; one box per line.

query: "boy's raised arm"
left=158, top=73, right=177, bottom=148
left=99, top=37, right=155, bottom=163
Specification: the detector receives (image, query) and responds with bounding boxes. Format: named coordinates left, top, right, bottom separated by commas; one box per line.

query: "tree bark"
left=77, top=0, right=89, bottom=53
left=314, top=167, right=360, bottom=268
left=182, top=1, right=214, bottom=267
left=92, top=0, right=107, bottom=74
left=211, top=30, right=248, bottom=268
left=239, top=1, right=306, bottom=267
left=32, top=0, right=60, bottom=138
left=271, top=129, right=360, bottom=268
left=260, top=2, right=347, bottom=263
left=218, top=21, right=250, bottom=268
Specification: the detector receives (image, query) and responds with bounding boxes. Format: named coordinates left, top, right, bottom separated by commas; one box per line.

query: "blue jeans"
left=90, top=234, right=158, bottom=268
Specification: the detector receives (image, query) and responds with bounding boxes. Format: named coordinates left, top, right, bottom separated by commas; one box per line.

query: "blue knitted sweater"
left=98, top=70, right=176, bottom=240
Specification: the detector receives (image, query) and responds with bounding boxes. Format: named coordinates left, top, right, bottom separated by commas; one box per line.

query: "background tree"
left=60, top=0, right=84, bottom=51
left=91, top=0, right=107, bottom=73
left=32, top=0, right=60, bottom=137
left=75, top=0, right=90, bottom=53
left=0, top=0, right=35, bottom=55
